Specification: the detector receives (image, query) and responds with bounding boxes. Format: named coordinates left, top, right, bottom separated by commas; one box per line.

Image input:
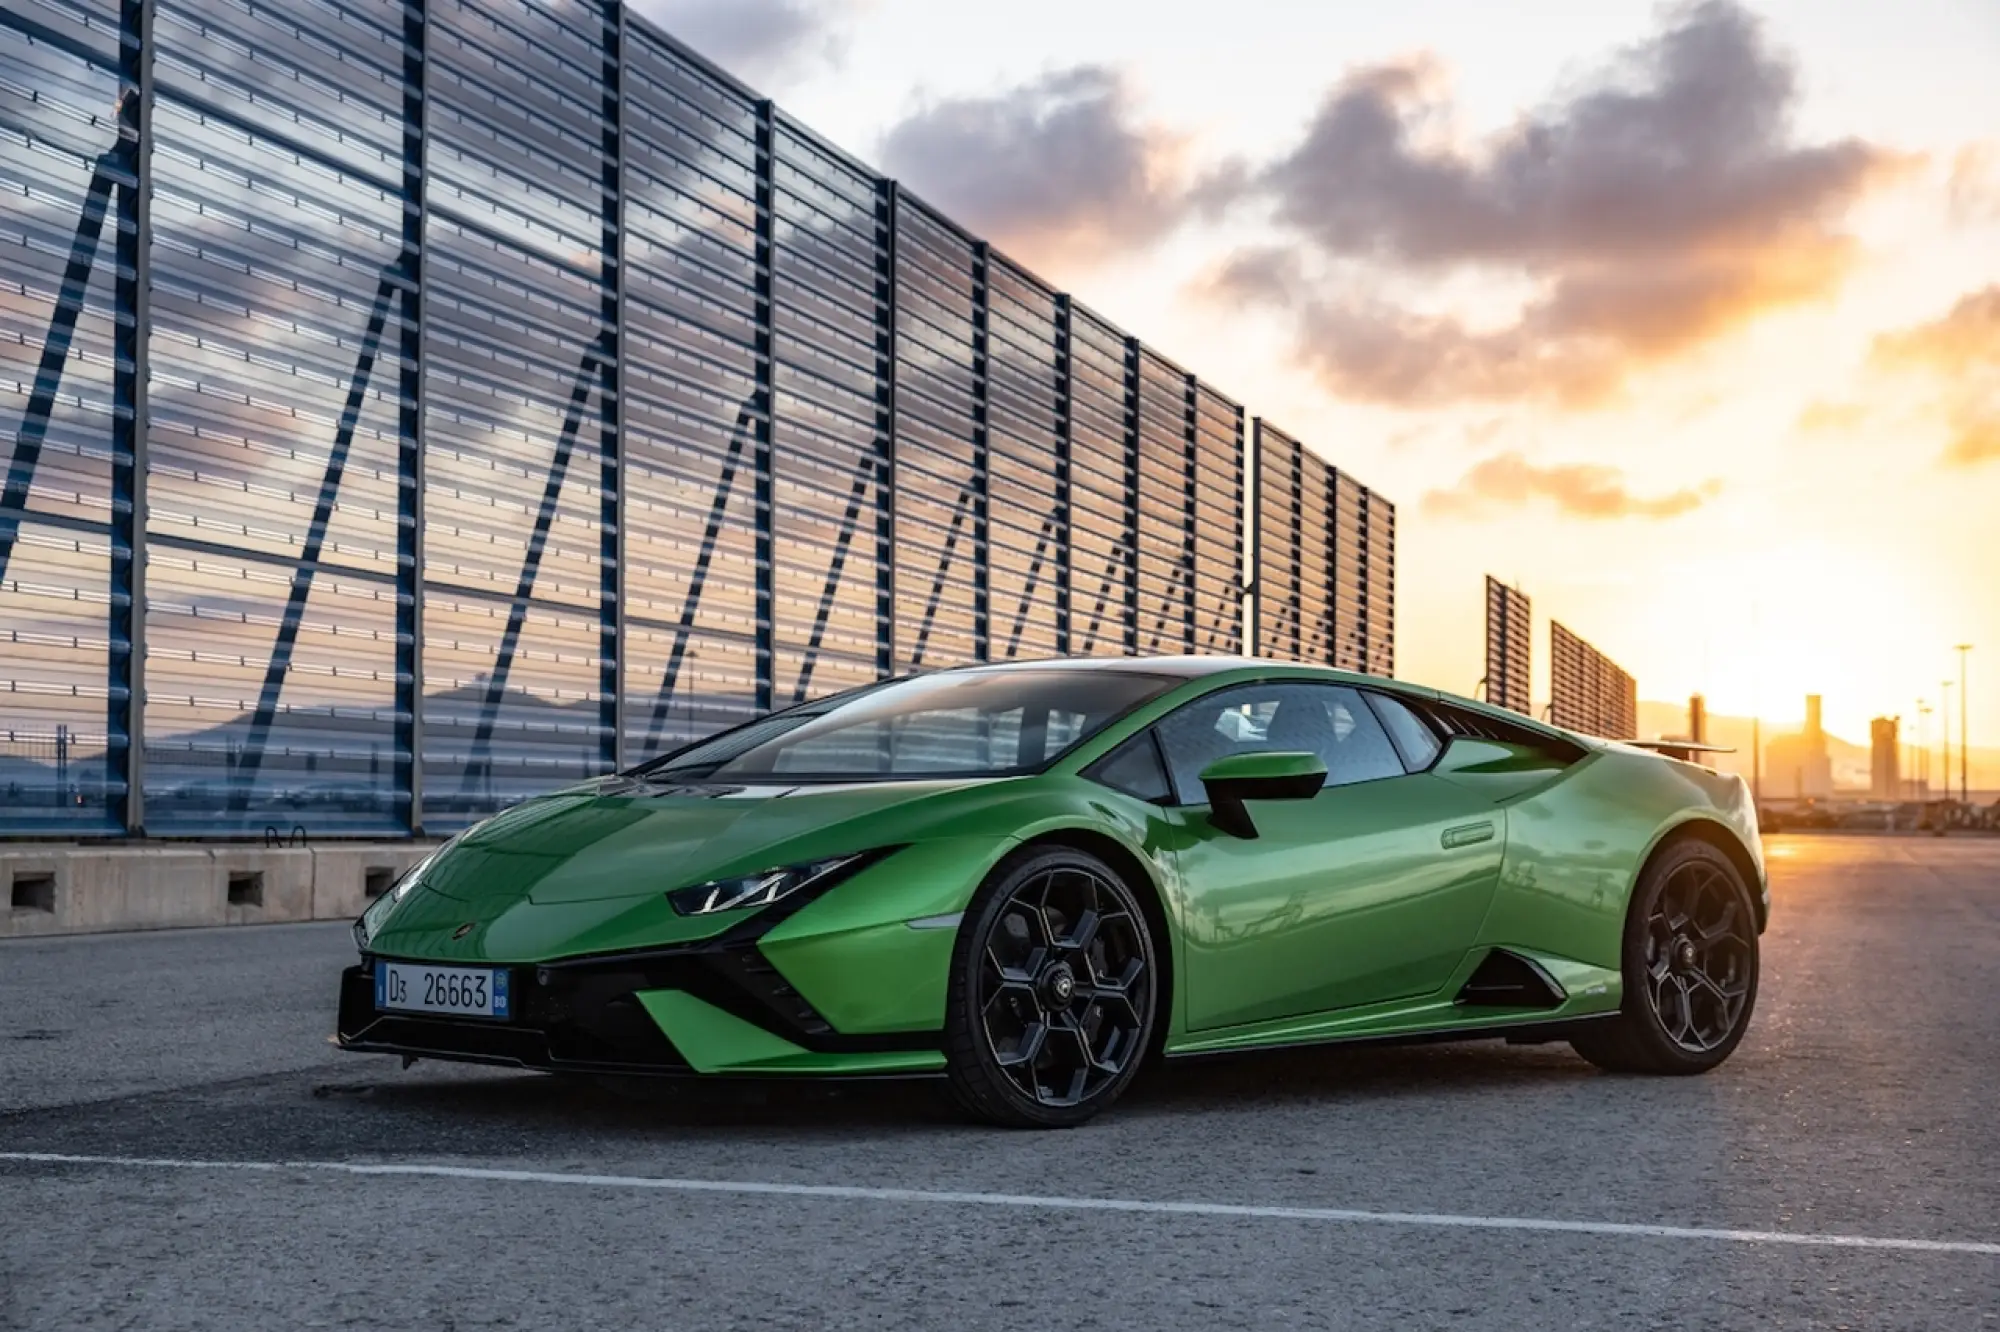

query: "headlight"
left=352, top=838, right=456, bottom=951
left=666, top=854, right=865, bottom=916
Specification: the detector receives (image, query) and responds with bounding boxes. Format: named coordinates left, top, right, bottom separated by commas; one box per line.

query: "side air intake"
left=1429, top=701, right=1589, bottom=764
left=1454, top=949, right=1567, bottom=1009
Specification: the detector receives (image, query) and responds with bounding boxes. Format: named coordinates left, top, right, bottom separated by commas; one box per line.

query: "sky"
left=639, top=0, right=2000, bottom=749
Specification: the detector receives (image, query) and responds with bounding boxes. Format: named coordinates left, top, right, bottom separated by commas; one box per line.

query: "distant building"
left=1870, top=717, right=1900, bottom=798
left=1766, top=694, right=1836, bottom=798
left=1803, top=695, right=1834, bottom=796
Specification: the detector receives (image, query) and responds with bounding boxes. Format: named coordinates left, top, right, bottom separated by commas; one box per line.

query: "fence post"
left=602, top=0, right=627, bottom=770
left=1053, top=297, right=1073, bottom=657
left=971, top=241, right=991, bottom=663
left=114, top=0, right=156, bottom=834
left=398, top=0, right=429, bottom=833
left=1121, top=337, right=1141, bottom=656
left=875, top=180, right=898, bottom=680
left=1182, top=373, right=1199, bottom=653
left=752, top=100, right=776, bottom=713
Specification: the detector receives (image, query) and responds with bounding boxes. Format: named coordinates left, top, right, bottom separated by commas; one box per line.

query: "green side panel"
left=1164, top=947, right=1622, bottom=1057
left=636, top=990, right=946, bottom=1075
left=757, top=836, right=1013, bottom=1035
left=1475, top=750, right=1750, bottom=970
left=1166, top=772, right=1507, bottom=1030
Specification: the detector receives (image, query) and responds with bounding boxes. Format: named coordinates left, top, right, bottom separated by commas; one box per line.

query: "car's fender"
left=765, top=777, right=1181, bottom=1037
left=1474, top=748, right=1766, bottom=971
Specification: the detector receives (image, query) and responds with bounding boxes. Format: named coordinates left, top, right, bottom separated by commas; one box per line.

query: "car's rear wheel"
left=942, top=847, right=1158, bottom=1128
left=1571, top=838, right=1759, bottom=1074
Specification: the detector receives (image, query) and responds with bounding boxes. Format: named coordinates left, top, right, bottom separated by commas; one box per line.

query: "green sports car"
left=338, top=657, right=1768, bottom=1127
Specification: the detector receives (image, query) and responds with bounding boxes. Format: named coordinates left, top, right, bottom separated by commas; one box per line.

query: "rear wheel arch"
left=1011, top=828, right=1177, bottom=1059
left=1642, top=817, right=1767, bottom=932
left=1573, top=825, right=1761, bottom=1074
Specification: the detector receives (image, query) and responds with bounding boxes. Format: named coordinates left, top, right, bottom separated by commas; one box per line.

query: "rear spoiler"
left=1624, top=739, right=1737, bottom=762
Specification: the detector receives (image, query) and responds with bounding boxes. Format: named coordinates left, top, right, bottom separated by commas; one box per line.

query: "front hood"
left=420, top=775, right=997, bottom=908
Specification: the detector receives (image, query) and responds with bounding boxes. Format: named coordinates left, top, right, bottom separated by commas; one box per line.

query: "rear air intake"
left=1454, top=949, right=1567, bottom=1009
left=1429, top=701, right=1588, bottom=764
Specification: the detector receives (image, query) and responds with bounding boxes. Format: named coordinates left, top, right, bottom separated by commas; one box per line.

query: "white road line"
left=5, top=1151, right=1996, bottom=1257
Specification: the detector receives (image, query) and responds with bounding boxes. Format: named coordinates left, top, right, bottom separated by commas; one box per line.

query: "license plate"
left=375, top=962, right=510, bottom=1020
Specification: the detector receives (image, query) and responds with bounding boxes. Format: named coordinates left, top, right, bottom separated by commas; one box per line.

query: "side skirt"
left=1160, top=1013, right=1621, bottom=1065
left=1162, top=949, right=1624, bottom=1061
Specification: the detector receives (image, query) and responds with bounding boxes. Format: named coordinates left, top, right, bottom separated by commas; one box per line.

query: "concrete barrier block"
left=1, top=847, right=225, bottom=937
left=311, top=844, right=437, bottom=921
left=2, top=841, right=452, bottom=937
left=208, top=847, right=316, bottom=925
left=1, top=849, right=66, bottom=939
left=107, top=849, right=227, bottom=931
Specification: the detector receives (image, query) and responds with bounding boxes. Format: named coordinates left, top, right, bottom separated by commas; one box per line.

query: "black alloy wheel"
left=1641, top=856, right=1754, bottom=1052
left=943, top=847, right=1158, bottom=1127
left=1571, top=838, right=1760, bottom=1075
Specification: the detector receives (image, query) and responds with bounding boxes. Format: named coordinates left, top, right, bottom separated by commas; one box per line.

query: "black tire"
left=1571, top=838, right=1760, bottom=1074
left=942, top=846, right=1159, bottom=1128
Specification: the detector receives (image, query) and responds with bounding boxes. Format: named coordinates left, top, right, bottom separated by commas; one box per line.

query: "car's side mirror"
left=1199, top=751, right=1327, bottom=839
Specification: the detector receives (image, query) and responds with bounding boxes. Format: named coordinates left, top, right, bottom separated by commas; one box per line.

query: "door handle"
left=1441, top=820, right=1496, bottom=849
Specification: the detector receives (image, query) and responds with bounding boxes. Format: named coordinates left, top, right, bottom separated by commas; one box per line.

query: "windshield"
left=637, top=669, right=1176, bottom=782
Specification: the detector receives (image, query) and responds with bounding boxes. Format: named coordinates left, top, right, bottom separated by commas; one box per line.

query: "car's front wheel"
left=1571, top=837, right=1760, bottom=1075
left=942, top=846, right=1158, bottom=1128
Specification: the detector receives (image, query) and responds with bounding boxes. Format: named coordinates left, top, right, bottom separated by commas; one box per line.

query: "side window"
left=1366, top=692, right=1443, bottom=771
left=1317, top=688, right=1408, bottom=787
left=1040, top=708, right=1089, bottom=762
left=1084, top=733, right=1172, bottom=803
left=1154, top=682, right=1408, bottom=804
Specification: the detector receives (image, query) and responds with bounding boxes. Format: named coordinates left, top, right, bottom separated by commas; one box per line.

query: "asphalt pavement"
left=2, top=835, right=1996, bottom=1330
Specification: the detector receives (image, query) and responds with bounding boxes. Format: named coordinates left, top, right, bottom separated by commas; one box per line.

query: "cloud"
left=879, top=66, right=1197, bottom=268
left=1208, top=1, right=1906, bottom=407
left=1870, top=285, right=2000, bottom=466
left=1794, top=400, right=1869, bottom=433
left=1872, top=285, right=2000, bottom=374
left=1205, top=245, right=1302, bottom=305
left=1424, top=452, right=1722, bottom=520
left=1944, top=416, right=2000, bottom=466
left=633, top=0, right=852, bottom=85
left=1948, top=144, right=2000, bottom=225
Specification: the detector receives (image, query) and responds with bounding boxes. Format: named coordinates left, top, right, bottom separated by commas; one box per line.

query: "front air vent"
left=708, top=946, right=831, bottom=1035
left=1455, top=949, right=1567, bottom=1009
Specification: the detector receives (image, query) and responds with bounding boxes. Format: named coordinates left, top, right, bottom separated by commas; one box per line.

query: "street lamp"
left=1955, top=644, right=1972, bottom=803
left=1942, top=680, right=1953, bottom=806
left=1917, top=700, right=1931, bottom=799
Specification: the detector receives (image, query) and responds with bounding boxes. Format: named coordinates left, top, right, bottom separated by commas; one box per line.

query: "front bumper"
left=335, top=936, right=944, bottom=1078
left=339, top=835, right=1009, bottom=1077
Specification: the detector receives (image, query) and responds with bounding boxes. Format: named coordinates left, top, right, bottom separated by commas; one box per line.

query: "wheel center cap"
left=1041, top=961, right=1077, bottom=1010
left=1675, top=938, right=1698, bottom=971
